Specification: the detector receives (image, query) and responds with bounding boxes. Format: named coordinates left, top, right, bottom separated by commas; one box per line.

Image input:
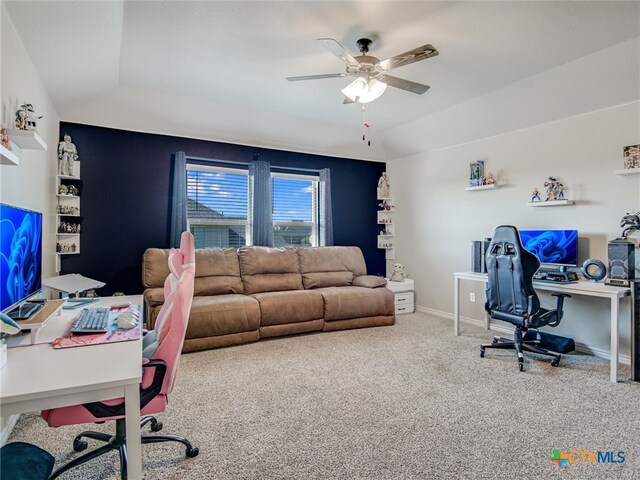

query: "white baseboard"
left=414, top=305, right=631, bottom=365
left=0, top=414, right=20, bottom=446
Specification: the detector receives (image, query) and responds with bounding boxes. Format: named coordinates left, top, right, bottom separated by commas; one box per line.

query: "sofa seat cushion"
left=318, top=286, right=394, bottom=321
left=252, top=290, right=324, bottom=326
left=187, top=295, right=260, bottom=338
left=239, top=246, right=303, bottom=294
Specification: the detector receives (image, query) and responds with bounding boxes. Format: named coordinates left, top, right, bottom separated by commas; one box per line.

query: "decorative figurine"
left=623, top=145, right=640, bottom=169
left=0, top=128, right=11, bottom=151
left=543, top=176, right=566, bottom=201
left=57, top=134, right=78, bottom=176
left=67, top=184, right=79, bottom=196
left=469, top=160, right=485, bottom=187
left=377, top=172, right=390, bottom=199
left=485, top=172, right=495, bottom=185
left=530, top=187, right=541, bottom=202
left=389, top=263, right=407, bottom=282
left=378, top=199, right=393, bottom=211
left=14, top=103, right=41, bottom=131
left=619, top=212, right=640, bottom=239
left=58, top=184, right=69, bottom=195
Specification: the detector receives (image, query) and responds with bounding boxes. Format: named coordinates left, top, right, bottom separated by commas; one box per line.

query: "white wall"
left=388, top=100, right=640, bottom=358
left=0, top=4, right=60, bottom=443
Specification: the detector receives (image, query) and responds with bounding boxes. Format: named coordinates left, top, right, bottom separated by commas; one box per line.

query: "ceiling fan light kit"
left=341, top=77, right=388, bottom=104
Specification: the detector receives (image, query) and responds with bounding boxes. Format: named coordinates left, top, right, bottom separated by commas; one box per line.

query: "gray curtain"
left=319, top=168, right=334, bottom=246
left=249, top=160, right=274, bottom=246
left=169, top=151, right=187, bottom=247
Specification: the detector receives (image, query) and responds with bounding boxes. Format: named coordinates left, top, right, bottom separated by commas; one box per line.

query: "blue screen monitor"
left=0, top=204, right=43, bottom=315
left=519, top=229, right=578, bottom=267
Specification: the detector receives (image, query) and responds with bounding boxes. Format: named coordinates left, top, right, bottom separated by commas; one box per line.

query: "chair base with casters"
left=481, top=291, right=571, bottom=371
left=49, top=416, right=199, bottom=479
left=481, top=327, right=562, bottom=372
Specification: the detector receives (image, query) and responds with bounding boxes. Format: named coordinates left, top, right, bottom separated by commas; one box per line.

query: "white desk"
left=453, top=272, right=632, bottom=383
left=0, top=295, right=143, bottom=479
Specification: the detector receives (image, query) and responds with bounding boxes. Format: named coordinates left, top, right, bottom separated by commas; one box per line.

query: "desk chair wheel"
left=551, top=359, right=560, bottom=367
left=186, top=446, right=199, bottom=458
left=150, top=419, right=163, bottom=432
left=519, top=362, right=524, bottom=372
left=480, top=346, right=485, bottom=358
left=73, top=438, right=88, bottom=452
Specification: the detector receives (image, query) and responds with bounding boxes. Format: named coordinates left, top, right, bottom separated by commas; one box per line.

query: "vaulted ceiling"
left=4, top=1, right=640, bottom=161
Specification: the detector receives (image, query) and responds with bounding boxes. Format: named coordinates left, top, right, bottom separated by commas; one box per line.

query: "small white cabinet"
left=385, top=278, right=415, bottom=315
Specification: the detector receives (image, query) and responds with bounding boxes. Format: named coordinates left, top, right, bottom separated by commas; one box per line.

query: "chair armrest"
left=81, top=360, right=167, bottom=418
left=352, top=275, right=387, bottom=288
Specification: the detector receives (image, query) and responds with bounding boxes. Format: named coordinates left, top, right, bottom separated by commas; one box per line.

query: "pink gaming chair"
left=42, top=232, right=197, bottom=479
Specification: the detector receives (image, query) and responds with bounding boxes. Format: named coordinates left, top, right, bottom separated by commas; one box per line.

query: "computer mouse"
left=115, top=312, right=138, bottom=330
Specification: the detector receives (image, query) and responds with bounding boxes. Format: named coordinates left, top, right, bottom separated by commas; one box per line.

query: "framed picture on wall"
left=623, top=144, right=640, bottom=169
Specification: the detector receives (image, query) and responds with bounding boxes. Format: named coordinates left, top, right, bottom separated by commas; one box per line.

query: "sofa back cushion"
left=298, top=246, right=367, bottom=289
left=142, top=247, right=244, bottom=295
left=194, top=248, right=244, bottom=295
left=238, top=246, right=303, bottom=294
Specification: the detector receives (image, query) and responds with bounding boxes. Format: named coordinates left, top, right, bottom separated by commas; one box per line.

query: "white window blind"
left=271, top=172, right=318, bottom=247
left=186, top=164, right=249, bottom=248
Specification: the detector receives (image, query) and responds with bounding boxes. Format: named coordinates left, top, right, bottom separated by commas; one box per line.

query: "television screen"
left=0, top=204, right=43, bottom=312
left=519, top=229, right=578, bottom=267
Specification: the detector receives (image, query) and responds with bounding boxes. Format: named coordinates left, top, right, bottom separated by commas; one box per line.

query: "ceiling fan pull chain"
left=362, top=105, right=371, bottom=146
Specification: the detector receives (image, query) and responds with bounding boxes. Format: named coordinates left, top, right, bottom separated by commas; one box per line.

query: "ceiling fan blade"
left=343, top=96, right=356, bottom=104
left=286, top=73, right=348, bottom=81
left=317, top=38, right=360, bottom=67
left=378, top=74, right=430, bottom=94
left=377, top=44, right=439, bottom=71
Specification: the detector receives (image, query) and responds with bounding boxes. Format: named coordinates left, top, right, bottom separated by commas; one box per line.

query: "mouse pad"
left=52, top=305, right=142, bottom=349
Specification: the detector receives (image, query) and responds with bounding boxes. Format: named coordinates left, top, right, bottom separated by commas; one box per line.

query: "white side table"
left=385, top=278, right=415, bottom=315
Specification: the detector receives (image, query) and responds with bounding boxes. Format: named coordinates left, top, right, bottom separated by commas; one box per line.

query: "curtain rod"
left=184, top=155, right=322, bottom=174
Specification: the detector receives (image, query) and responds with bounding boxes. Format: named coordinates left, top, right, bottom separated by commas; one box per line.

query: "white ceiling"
left=4, top=1, right=640, bottom=161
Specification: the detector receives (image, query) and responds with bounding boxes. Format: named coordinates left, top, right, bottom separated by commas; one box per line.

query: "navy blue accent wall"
left=59, top=123, right=387, bottom=295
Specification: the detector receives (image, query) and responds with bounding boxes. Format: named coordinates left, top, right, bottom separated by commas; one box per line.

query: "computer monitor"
left=0, top=203, right=44, bottom=319
left=519, top=229, right=578, bottom=268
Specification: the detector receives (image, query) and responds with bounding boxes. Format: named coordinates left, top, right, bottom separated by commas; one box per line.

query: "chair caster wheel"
left=551, top=360, right=560, bottom=367
left=480, top=347, right=485, bottom=358
left=73, top=438, right=88, bottom=452
left=150, top=419, right=163, bottom=432
left=519, top=363, right=524, bottom=372
left=492, top=338, right=498, bottom=344
left=186, top=446, right=199, bottom=458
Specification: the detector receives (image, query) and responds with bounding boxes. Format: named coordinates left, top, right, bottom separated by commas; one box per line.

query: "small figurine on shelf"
left=377, top=172, right=390, bottom=199
left=485, top=172, right=495, bottom=185
left=378, top=199, right=393, bottom=211
left=623, top=145, right=640, bottom=169
left=530, top=187, right=541, bottom=202
left=67, top=184, right=79, bottom=196
left=58, top=184, right=69, bottom=195
left=58, top=134, right=78, bottom=176
left=389, top=263, right=407, bottom=282
left=0, top=128, right=11, bottom=151
left=14, top=103, right=41, bottom=131
left=544, top=176, right=566, bottom=201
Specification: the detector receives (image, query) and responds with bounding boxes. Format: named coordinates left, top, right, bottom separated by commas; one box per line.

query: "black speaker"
left=471, top=239, right=491, bottom=273
left=606, top=240, right=635, bottom=286
left=471, top=241, right=482, bottom=273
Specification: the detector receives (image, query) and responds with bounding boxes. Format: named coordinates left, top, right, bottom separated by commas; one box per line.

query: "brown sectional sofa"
left=142, top=246, right=395, bottom=353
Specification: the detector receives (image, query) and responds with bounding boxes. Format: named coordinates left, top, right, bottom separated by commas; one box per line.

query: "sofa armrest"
left=143, top=287, right=165, bottom=329
left=352, top=275, right=387, bottom=288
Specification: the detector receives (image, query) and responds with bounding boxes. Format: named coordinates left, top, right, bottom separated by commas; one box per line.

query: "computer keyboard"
left=533, top=270, right=579, bottom=284
left=70, top=307, right=111, bottom=334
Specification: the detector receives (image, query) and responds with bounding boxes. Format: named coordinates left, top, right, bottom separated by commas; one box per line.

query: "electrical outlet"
left=470, top=292, right=476, bottom=302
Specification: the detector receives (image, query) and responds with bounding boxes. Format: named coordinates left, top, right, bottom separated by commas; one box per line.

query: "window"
left=186, top=164, right=249, bottom=248
left=271, top=172, right=318, bottom=247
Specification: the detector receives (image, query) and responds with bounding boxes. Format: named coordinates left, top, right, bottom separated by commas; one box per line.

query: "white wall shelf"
left=0, top=145, right=19, bottom=166
left=615, top=169, right=640, bottom=176
left=6, top=129, right=47, bottom=150
left=526, top=199, right=574, bottom=207
left=465, top=184, right=498, bottom=191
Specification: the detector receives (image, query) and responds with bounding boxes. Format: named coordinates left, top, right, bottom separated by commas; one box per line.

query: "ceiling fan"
left=286, top=38, right=439, bottom=104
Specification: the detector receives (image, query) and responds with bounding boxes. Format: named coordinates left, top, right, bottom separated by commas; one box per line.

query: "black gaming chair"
left=480, top=225, right=571, bottom=371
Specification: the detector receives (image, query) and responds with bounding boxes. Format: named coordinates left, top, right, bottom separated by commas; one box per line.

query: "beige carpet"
left=8, top=313, right=640, bottom=479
